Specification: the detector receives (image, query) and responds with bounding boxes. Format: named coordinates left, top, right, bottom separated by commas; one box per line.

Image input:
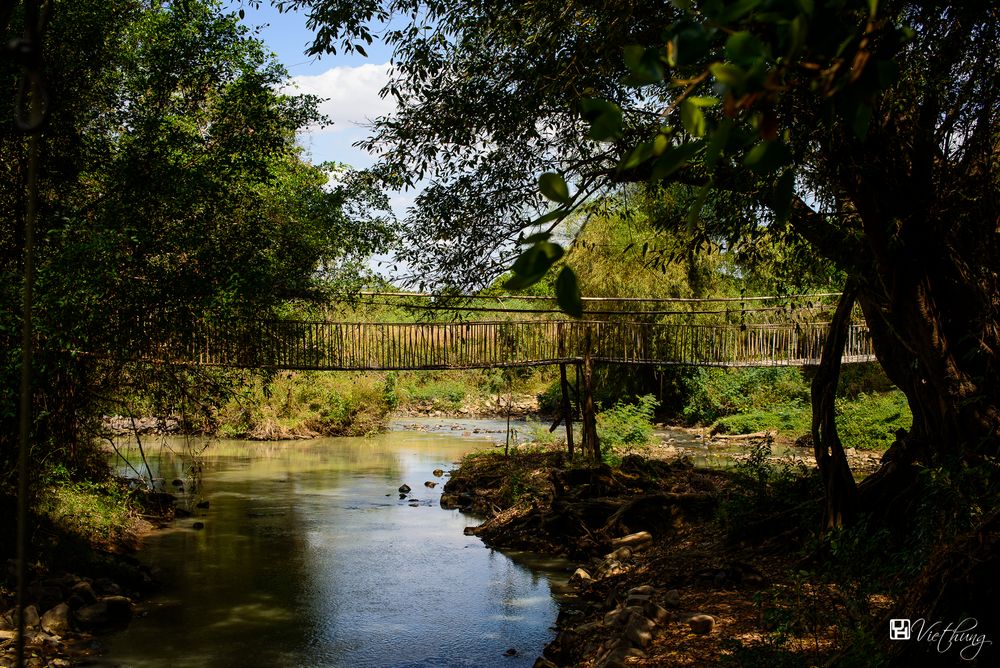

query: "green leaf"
left=650, top=140, right=703, bottom=180
left=788, top=15, right=809, bottom=57
left=726, top=31, right=767, bottom=65
left=581, top=98, right=623, bottom=141
left=743, top=140, right=792, bottom=174
left=504, top=241, right=564, bottom=290
left=716, top=0, right=762, bottom=24
left=538, top=172, right=570, bottom=203
left=704, top=119, right=732, bottom=167
left=681, top=99, right=707, bottom=137
left=671, top=23, right=711, bottom=66
left=622, top=45, right=666, bottom=86
left=687, top=96, right=720, bottom=107
left=709, top=62, right=747, bottom=89
left=555, top=266, right=583, bottom=318
left=617, top=142, right=653, bottom=171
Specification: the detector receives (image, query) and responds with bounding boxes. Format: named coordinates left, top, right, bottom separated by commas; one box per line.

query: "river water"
left=98, top=428, right=572, bottom=668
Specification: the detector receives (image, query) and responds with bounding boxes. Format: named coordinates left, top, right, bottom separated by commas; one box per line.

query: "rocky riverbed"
left=0, top=561, right=155, bottom=667
left=440, top=449, right=845, bottom=667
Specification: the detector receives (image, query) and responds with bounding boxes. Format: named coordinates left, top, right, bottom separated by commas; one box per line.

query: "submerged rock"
left=399, top=483, right=412, bottom=494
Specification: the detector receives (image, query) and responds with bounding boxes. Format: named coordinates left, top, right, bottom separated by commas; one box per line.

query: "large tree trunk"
left=852, top=239, right=1000, bottom=520
left=812, top=283, right=859, bottom=528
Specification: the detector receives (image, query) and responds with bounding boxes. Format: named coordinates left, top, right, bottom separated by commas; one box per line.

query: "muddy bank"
left=441, top=450, right=826, bottom=667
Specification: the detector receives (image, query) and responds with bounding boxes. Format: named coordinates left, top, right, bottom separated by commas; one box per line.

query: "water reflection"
left=99, top=431, right=570, bottom=668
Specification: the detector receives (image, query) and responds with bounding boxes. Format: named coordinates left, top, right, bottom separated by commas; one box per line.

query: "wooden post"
left=557, top=324, right=575, bottom=458
left=581, top=324, right=599, bottom=463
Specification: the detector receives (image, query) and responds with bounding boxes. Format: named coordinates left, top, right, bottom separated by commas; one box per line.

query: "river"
left=97, top=426, right=573, bottom=668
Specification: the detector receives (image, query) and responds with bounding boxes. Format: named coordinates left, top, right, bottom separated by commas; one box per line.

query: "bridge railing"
left=123, top=318, right=874, bottom=370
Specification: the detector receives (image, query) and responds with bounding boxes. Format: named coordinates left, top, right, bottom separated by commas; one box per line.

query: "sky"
left=231, top=2, right=397, bottom=174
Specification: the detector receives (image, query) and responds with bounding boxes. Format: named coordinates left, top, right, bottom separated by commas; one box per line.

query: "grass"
left=37, top=475, right=150, bottom=552
left=215, top=371, right=395, bottom=438
left=709, top=392, right=911, bottom=451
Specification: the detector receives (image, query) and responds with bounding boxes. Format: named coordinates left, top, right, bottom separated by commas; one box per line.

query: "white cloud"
left=287, top=62, right=395, bottom=133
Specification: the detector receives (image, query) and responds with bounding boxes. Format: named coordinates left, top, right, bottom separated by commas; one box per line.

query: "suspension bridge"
left=108, top=293, right=876, bottom=371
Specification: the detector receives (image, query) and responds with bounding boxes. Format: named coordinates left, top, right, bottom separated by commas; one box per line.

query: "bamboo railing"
left=120, top=318, right=875, bottom=370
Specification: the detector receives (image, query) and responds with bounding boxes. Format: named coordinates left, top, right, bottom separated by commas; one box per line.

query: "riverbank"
left=441, top=444, right=893, bottom=667
left=0, top=484, right=175, bottom=667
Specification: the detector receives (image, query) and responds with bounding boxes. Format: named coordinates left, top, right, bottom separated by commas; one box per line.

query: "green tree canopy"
left=1, top=0, right=396, bottom=480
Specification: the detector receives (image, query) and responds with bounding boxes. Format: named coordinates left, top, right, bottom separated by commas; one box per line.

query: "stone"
left=196, top=500, right=210, bottom=509
left=19, top=605, right=40, bottom=630
left=75, top=596, right=132, bottom=630
left=610, top=531, right=653, bottom=551
left=171, top=478, right=184, bottom=487
left=597, top=559, right=626, bottom=578
left=605, top=546, right=632, bottom=562
left=625, top=584, right=655, bottom=606
left=627, top=584, right=656, bottom=597
left=663, top=589, right=681, bottom=608
left=192, top=521, right=205, bottom=530
left=569, top=568, right=593, bottom=584
left=398, top=483, right=411, bottom=494
left=424, top=481, right=437, bottom=488
left=624, top=614, right=656, bottom=648
left=644, top=602, right=670, bottom=624
left=71, top=580, right=98, bottom=606
left=40, top=603, right=72, bottom=636
left=30, top=585, right=63, bottom=613
left=93, top=578, right=121, bottom=596
left=532, top=659, right=559, bottom=668
left=688, top=613, right=716, bottom=634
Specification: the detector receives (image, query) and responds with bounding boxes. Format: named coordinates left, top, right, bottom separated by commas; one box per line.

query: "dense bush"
left=596, top=394, right=659, bottom=461
left=681, top=367, right=810, bottom=424
left=835, top=392, right=911, bottom=450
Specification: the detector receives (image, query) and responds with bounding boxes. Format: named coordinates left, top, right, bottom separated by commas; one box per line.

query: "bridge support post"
left=559, top=363, right=575, bottom=458
left=581, top=326, right=599, bottom=463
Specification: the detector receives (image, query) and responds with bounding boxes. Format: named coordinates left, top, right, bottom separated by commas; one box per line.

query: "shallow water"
left=99, top=430, right=572, bottom=668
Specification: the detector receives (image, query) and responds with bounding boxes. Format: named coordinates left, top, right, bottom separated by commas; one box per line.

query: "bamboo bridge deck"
left=126, top=317, right=876, bottom=371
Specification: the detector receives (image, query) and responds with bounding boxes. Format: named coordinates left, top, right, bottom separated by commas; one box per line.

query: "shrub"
left=681, top=367, right=809, bottom=424
left=711, top=400, right=810, bottom=435
left=596, top=394, right=659, bottom=461
left=835, top=391, right=911, bottom=450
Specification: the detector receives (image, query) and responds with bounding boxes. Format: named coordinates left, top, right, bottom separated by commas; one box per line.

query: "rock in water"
left=399, top=483, right=411, bottom=494
left=424, top=481, right=437, bottom=488
left=432, top=469, right=445, bottom=477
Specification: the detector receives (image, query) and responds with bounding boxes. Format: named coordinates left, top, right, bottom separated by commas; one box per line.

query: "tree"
left=1, top=0, right=395, bottom=484
left=286, top=0, right=998, bottom=504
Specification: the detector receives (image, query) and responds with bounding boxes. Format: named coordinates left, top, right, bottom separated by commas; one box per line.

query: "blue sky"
left=230, top=1, right=398, bottom=173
